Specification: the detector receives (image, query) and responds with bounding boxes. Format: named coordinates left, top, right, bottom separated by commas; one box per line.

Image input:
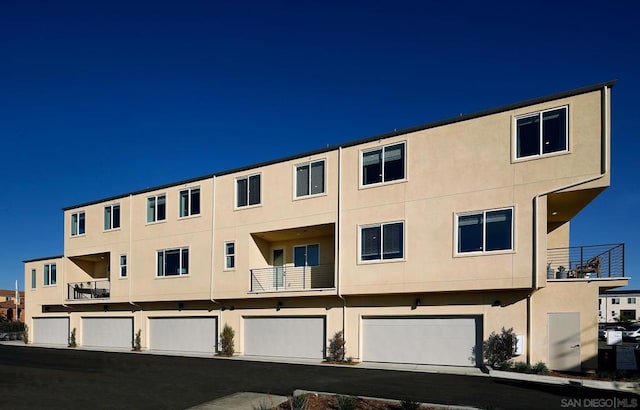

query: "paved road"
left=0, top=345, right=637, bottom=410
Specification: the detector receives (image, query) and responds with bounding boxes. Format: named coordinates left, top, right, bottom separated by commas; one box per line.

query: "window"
left=457, top=208, right=513, bottom=254
left=629, top=298, right=637, bottom=304
left=296, top=160, right=325, bottom=197
left=236, top=174, right=261, bottom=207
left=362, top=142, right=405, bottom=186
left=225, top=242, right=235, bottom=269
left=360, top=222, right=404, bottom=261
left=44, top=263, right=57, bottom=286
left=104, top=204, right=120, bottom=230
left=515, top=106, right=567, bottom=159
left=179, top=187, right=200, bottom=217
left=294, top=244, right=319, bottom=266
left=120, top=255, right=127, bottom=278
left=147, top=194, right=166, bottom=223
left=612, top=298, right=620, bottom=305
left=71, top=212, right=85, bottom=236
left=157, top=248, right=189, bottom=276
left=31, top=269, right=36, bottom=289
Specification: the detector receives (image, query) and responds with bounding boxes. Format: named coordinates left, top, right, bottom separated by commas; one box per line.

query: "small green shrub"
left=327, top=330, right=346, bottom=362
left=483, top=327, right=516, bottom=368
left=531, top=361, right=550, bottom=375
left=132, top=329, right=142, bottom=351
left=400, top=398, right=421, bottom=410
left=22, top=324, right=29, bottom=344
left=289, top=395, right=308, bottom=410
left=68, top=328, right=77, bottom=348
left=0, top=321, right=25, bottom=332
left=219, top=324, right=235, bottom=356
left=335, top=395, right=357, bottom=410
left=513, top=361, right=531, bottom=373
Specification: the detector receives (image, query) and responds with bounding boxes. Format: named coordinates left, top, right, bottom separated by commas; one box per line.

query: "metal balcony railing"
left=250, top=264, right=335, bottom=293
left=547, top=243, right=624, bottom=279
left=67, top=280, right=111, bottom=300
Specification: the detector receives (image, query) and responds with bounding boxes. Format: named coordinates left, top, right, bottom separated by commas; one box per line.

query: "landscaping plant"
left=219, top=324, right=235, bottom=356
left=327, top=330, right=346, bottom=362
left=483, top=327, right=516, bottom=368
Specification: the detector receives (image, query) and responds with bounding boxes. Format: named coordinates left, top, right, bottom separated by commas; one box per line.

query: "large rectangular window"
left=296, top=160, right=325, bottom=197
left=457, top=208, right=513, bottom=254
left=236, top=174, right=261, bottom=207
left=71, top=212, right=85, bottom=236
left=294, top=244, right=320, bottom=266
left=147, top=194, right=166, bottom=223
left=104, top=204, right=120, bottom=230
left=360, top=221, right=404, bottom=261
left=120, top=255, right=127, bottom=278
left=362, top=142, right=405, bottom=186
left=157, top=248, right=189, bottom=276
left=44, top=263, right=57, bottom=286
left=179, top=187, right=200, bottom=217
left=515, top=106, right=568, bottom=159
left=31, top=269, right=36, bottom=289
left=225, top=242, right=235, bottom=269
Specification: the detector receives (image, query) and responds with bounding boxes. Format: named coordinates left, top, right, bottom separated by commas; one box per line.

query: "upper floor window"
left=294, top=244, right=320, bottom=266
left=104, top=204, right=120, bottom=230
left=360, top=221, right=404, bottom=262
left=296, top=160, right=325, bottom=197
left=71, top=212, right=85, bottom=236
left=515, top=106, right=568, bottom=159
left=31, top=269, right=36, bottom=289
left=179, top=187, right=200, bottom=217
left=225, top=242, right=235, bottom=269
left=457, top=208, right=513, bottom=254
left=147, top=194, right=166, bottom=223
left=236, top=174, right=261, bottom=208
left=120, top=255, right=127, bottom=278
left=628, top=298, right=636, bottom=304
left=157, top=247, right=189, bottom=276
left=362, top=142, right=405, bottom=186
left=612, top=298, right=620, bottom=305
left=44, top=263, right=57, bottom=286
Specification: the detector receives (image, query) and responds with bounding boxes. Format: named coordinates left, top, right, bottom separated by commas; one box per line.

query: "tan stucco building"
left=24, top=81, right=627, bottom=371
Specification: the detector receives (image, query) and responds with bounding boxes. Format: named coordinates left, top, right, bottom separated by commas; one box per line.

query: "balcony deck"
left=67, top=280, right=111, bottom=300
left=250, top=264, right=334, bottom=293
left=547, top=243, right=624, bottom=280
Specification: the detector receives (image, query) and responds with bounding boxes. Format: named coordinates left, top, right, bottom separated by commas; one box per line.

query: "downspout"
left=336, top=147, right=346, bottom=335
left=61, top=255, right=72, bottom=310
left=128, top=194, right=141, bottom=310
left=529, top=84, right=611, bottom=361
left=210, top=176, right=221, bottom=310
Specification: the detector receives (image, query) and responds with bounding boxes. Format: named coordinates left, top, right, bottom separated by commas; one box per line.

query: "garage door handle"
left=570, top=344, right=580, bottom=348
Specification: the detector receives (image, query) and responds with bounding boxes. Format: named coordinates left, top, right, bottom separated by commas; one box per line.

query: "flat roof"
left=63, top=80, right=616, bottom=211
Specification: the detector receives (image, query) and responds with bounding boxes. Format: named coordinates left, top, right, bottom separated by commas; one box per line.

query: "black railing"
left=547, top=243, right=624, bottom=279
left=250, top=264, right=334, bottom=292
left=67, top=280, right=111, bottom=300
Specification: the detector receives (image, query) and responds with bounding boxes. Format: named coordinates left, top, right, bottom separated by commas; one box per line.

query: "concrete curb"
left=489, top=369, right=640, bottom=394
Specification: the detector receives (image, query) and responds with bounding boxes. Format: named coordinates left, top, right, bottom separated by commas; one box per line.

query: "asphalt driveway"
left=0, top=345, right=637, bottom=410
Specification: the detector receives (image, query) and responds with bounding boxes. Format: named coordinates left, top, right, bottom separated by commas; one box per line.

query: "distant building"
left=0, top=289, right=25, bottom=322
left=599, top=290, right=640, bottom=323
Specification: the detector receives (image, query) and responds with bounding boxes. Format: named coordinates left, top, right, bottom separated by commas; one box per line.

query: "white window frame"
left=179, top=187, right=201, bottom=218
left=513, top=105, right=568, bottom=160
left=156, top=247, right=189, bottom=277
left=104, top=204, right=121, bottom=231
left=147, top=194, right=167, bottom=223
left=629, top=298, right=636, bottom=304
left=44, top=263, right=57, bottom=287
left=224, top=241, right=235, bottom=270
left=31, top=269, right=36, bottom=289
left=70, top=211, right=85, bottom=236
left=612, top=298, right=620, bottom=305
left=120, top=254, right=127, bottom=278
left=235, top=174, right=261, bottom=208
left=294, top=159, right=326, bottom=198
left=358, top=221, right=405, bottom=263
left=360, top=141, right=407, bottom=188
left=455, top=207, right=514, bottom=255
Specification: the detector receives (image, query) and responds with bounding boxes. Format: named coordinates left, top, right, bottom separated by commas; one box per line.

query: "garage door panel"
left=82, top=318, right=133, bottom=349
left=244, top=317, right=325, bottom=359
left=363, top=317, right=481, bottom=367
left=33, top=317, right=69, bottom=345
left=149, top=317, right=217, bottom=354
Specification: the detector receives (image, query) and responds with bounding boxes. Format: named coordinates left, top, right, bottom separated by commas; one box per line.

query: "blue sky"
left=1, top=0, right=638, bottom=291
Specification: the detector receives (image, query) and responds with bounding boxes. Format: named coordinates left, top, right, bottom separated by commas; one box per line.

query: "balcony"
left=547, top=243, right=624, bottom=280
left=250, top=264, right=334, bottom=293
left=67, top=280, right=111, bottom=300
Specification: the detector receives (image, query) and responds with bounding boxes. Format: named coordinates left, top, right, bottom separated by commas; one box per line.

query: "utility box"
left=607, top=330, right=623, bottom=346
left=514, top=335, right=525, bottom=355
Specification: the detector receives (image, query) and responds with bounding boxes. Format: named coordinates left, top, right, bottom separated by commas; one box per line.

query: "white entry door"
left=548, top=312, right=581, bottom=371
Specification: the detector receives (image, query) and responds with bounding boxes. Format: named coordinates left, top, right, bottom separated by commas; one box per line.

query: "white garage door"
left=33, top=317, right=69, bottom=345
left=149, top=317, right=217, bottom=354
left=82, top=317, right=133, bottom=349
left=363, top=316, right=481, bottom=367
left=244, top=317, right=325, bottom=359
